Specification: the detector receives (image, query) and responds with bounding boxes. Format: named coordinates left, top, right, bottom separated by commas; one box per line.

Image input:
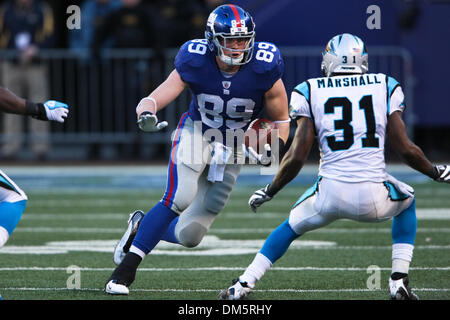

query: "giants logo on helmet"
left=230, top=19, right=248, bottom=34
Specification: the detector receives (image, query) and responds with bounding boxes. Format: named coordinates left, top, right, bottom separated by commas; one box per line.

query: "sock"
left=240, top=253, right=273, bottom=288
left=239, top=219, right=299, bottom=288
left=259, top=219, right=299, bottom=263
left=109, top=252, right=142, bottom=286
left=160, top=216, right=180, bottom=244
left=392, top=243, right=414, bottom=275
left=129, top=245, right=146, bottom=259
left=132, top=201, right=178, bottom=254
left=391, top=199, right=416, bottom=277
left=0, top=200, right=27, bottom=236
left=392, top=199, right=417, bottom=245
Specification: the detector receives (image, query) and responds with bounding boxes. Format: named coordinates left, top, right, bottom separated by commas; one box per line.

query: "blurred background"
left=0, top=0, right=449, bottom=164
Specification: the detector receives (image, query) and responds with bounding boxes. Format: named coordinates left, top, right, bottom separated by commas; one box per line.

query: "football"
left=244, top=118, right=276, bottom=153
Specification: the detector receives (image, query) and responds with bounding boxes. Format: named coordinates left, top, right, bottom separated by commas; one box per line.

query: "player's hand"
left=137, top=111, right=168, bottom=132
left=434, top=165, right=450, bottom=183
left=386, top=173, right=414, bottom=198
left=249, top=184, right=273, bottom=212
left=243, top=143, right=272, bottom=166
left=43, top=100, right=69, bottom=123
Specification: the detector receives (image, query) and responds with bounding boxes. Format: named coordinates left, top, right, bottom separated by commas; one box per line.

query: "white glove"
left=248, top=184, right=273, bottom=212
left=243, top=143, right=272, bottom=166
left=137, top=111, right=168, bottom=132
left=43, top=100, right=69, bottom=123
left=386, top=173, right=414, bottom=198
left=434, top=165, right=450, bottom=183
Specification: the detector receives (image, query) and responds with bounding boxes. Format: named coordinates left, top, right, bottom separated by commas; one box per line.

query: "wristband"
left=25, top=101, right=47, bottom=120
left=265, top=183, right=279, bottom=198
left=137, top=97, right=157, bottom=114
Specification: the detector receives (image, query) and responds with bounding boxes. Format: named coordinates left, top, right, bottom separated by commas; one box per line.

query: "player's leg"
left=164, top=164, right=241, bottom=248
left=364, top=180, right=417, bottom=299
left=220, top=178, right=338, bottom=299
left=345, top=180, right=417, bottom=299
left=0, top=170, right=28, bottom=248
left=382, top=180, right=418, bottom=300
left=106, top=116, right=208, bottom=294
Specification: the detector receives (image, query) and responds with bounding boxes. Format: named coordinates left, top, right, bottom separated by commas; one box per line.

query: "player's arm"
left=0, top=86, right=68, bottom=123
left=249, top=116, right=315, bottom=212
left=0, top=87, right=26, bottom=114
left=136, top=69, right=187, bottom=132
left=267, top=116, right=315, bottom=195
left=387, top=111, right=449, bottom=182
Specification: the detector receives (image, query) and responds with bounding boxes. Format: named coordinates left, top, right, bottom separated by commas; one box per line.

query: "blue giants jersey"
left=174, top=39, right=284, bottom=134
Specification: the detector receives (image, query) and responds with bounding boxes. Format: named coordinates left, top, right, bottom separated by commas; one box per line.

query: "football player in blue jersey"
left=0, top=86, right=69, bottom=248
left=105, top=4, right=291, bottom=295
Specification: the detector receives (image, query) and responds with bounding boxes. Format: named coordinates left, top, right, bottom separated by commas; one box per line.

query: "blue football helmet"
left=205, top=4, right=256, bottom=65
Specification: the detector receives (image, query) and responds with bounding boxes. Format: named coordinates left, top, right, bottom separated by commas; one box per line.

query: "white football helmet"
left=321, top=33, right=368, bottom=77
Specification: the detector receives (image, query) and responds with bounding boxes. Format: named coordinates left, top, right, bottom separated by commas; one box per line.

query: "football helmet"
left=321, top=33, right=369, bottom=77
left=205, top=4, right=256, bottom=65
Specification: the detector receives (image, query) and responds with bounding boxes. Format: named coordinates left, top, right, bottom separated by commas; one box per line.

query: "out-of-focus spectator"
left=150, top=0, right=206, bottom=48
left=92, top=0, right=156, bottom=52
left=69, top=0, right=121, bottom=51
left=0, top=0, right=55, bottom=160
left=203, top=0, right=227, bottom=13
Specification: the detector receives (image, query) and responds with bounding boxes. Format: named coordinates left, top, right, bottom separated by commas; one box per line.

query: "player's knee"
left=176, top=222, right=207, bottom=248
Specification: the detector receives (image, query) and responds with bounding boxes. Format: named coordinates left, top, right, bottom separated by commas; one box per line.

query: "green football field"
left=0, top=165, right=449, bottom=301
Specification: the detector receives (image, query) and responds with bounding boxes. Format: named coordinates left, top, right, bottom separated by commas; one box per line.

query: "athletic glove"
left=386, top=173, right=415, bottom=198
left=249, top=184, right=273, bottom=212
left=137, top=111, right=168, bottom=132
left=26, top=100, right=69, bottom=123
left=242, top=143, right=272, bottom=166
left=43, top=100, right=69, bottom=123
left=434, top=165, right=450, bottom=183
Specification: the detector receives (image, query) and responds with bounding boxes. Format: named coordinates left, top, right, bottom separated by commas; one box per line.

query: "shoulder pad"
left=175, top=39, right=209, bottom=70
left=251, top=41, right=283, bottom=74
left=385, top=74, right=401, bottom=97
left=293, top=80, right=310, bottom=102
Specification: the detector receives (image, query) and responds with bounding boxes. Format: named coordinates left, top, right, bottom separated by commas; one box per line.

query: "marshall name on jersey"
left=174, top=39, right=284, bottom=139
left=290, top=73, right=405, bottom=183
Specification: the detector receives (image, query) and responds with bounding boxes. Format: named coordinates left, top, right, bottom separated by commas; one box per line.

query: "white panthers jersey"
left=289, top=73, right=405, bottom=182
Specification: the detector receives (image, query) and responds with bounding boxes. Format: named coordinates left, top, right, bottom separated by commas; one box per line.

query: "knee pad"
left=176, top=221, right=207, bottom=248
left=204, top=172, right=235, bottom=214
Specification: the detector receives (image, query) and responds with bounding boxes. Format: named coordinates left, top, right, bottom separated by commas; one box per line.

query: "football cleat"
left=218, top=278, right=252, bottom=300
left=389, top=275, right=419, bottom=300
left=113, top=210, right=145, bottom=266
left=105, top=280, right=130, bottom=295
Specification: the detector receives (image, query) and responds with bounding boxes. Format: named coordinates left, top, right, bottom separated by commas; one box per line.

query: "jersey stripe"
left=162, top=112, right=189, bottom=208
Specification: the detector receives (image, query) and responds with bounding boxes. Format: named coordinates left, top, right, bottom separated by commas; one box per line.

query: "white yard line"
left=13, top=226, right=450, bottom=234
left=0, top=266, right=449, bottom=272
left=20, top=209, right=450, bottom=220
